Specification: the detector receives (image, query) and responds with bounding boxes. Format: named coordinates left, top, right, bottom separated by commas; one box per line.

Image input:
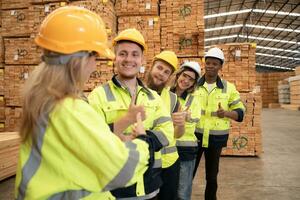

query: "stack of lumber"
left=0, top=0, right=117, bottom=131
left=222, top=92, right=263, bottom=156
left=278, top=79, right=290, bottom=104
left=215, top=43, right=256, bottom=92
left=0, top=132, right=20, bottom=181
left=287, top=75, right=300, bottom=111
left=160, top=0, right=205, bottom=57
left=256, top=71, right=295, bottom=108
left=115, top=0, right=159, bottom=16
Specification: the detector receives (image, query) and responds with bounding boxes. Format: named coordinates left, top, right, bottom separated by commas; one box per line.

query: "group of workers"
left=15, top=6, right=245, bottom=200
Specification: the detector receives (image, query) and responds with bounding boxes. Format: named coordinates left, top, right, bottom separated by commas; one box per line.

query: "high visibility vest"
left=88, top=76, right=174, bottom=197
left=176, top=91, right=201, bottom=148
left=15, top=98, right=150, bottom=200
left=160, top=87, right=179, bottom=168
left=196, top=76, right=245, bottom=148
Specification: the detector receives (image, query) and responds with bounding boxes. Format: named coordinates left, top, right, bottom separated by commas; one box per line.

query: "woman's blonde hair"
left=170, top=67, right=199, bottom=94
left=19, top=51, right=89, bottom=142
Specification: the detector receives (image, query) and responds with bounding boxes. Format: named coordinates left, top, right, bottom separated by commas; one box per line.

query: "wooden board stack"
left=278, top=79, right=290, bottom=104
left=115, top=0, right=159, bottom=16
left=256, top=72, right=295, bottom=108
left=215, top=43, right=256, bottom=92
left=0, top=0, right=117, bottom=131
left=160, top=0, right=205, bottom=58
left=0, top=132, right=20, bottom=181
left=222, top=92, right=262, bottom=156
left=288, top=75, right=300, bottom=109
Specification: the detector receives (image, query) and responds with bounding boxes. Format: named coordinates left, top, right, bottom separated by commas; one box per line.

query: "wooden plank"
left=115, top=0, right=159, bottom=16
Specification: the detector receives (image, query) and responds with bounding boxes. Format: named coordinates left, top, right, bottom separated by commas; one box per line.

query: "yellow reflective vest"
left=160, top=87, right=179, bottom=168
left=15, top=97, right=150, bottom=200
left=88, top=76, right=174, bottom=198
left=176, top=90, right=201, bottom=152
left=196, top=76, right=245, bottom=148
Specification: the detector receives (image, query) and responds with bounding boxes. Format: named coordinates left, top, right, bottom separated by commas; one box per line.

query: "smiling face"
left=177, top=69, right=197, bottom=91
left=148, top=60, right=173, bottom=90
left=114, top=41, right=144, bottom=80
left=204, top=57, right=222, bottom=78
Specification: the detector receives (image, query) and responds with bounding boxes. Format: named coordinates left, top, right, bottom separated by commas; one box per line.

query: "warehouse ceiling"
left=204, top=0, right=300, bottom=71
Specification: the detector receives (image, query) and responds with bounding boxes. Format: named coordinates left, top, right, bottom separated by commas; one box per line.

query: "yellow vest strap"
left=103, top=83, right=116, bottom=101
left=153, top=116, right=171, bottom=127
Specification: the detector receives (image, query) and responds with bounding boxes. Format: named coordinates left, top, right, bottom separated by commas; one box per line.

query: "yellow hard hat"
left=113, top=28, right=147, bottom=51
left=154, top=50, right=178, bottom=71
left=35, top=6, right=115, bottom=60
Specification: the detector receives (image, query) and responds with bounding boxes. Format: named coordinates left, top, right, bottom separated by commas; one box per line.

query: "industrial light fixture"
left=256, top=53, right=300, bottom=61
left=205, top=9, right=300, bottom=19
left=256, top=63, right=295, bottom=70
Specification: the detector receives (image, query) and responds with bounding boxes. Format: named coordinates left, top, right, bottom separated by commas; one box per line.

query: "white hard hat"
left=180, top=61, right=201, bottom=76
left=205, top=47, right=225, bottom=64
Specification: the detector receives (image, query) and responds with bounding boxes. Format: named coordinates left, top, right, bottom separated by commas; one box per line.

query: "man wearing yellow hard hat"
left=147, top=51, right=186, bottom=199
left=88, top=29, right=174, bottom=199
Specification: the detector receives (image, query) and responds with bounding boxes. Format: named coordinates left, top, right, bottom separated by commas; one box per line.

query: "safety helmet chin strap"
left=41, top=51, right=90, bottom=65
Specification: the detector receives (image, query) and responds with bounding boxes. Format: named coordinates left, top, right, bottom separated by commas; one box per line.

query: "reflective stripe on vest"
left=195, top=128, right=229, bottom=135
left=153, top=159, right=162, bottom=168
left=151, top=130, right=169, bottom=147
left=185, top=95, right=194, bottom=108
left=169, top=91, right=177, bottom=114
left=153, top=116, right=171, bottom=127
left=103, top=83, right=116, bottom=102
left=49, top=190, right=90, bottom=200
left=176, top=140, right=198, bottom=147
left=222, top=80, right=227, bottom=93
left=161, top=146, right=177, bottom=154
left=229, top=98, right=241, bottom=107
left=103, top=141, right=140, bottom=191
left=17, top=116, right=49, bottom=200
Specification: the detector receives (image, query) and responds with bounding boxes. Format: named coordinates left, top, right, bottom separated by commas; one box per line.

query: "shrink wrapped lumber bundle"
left=295, top=66, right=300, bottom=76
left=4, top=65, right=35, bottom=107
left=278, top=79, right=290, bottom=104
left=222, top=92, right=262, bottom=156
left=289, top=75, right=300, bottom=107
left=0, top=132, right=20, bottom=181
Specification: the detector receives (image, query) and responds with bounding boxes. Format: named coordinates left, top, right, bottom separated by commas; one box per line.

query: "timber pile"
left=222, top=92, right=262, bottom=156
left=0, top=132, right=20, bottom=181
left=256, top=72, right=295, bottom=108
left=216, top=43, right=256, bottom=92
left=115, top=0, right=159, bottom=16
left=288, top=75, right=300, bottom=109
left=160, top=0, right=205, bottom=57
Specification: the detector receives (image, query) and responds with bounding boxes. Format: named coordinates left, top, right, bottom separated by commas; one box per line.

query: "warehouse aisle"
left=192, top=108, right=300, bottom=200
left=0, top=109, right=300, bottom=200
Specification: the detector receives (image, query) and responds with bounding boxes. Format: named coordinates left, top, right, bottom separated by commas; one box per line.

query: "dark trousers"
left=157, top=159, right=180, bottom=200
left=193, top=145, right=223, bottom=200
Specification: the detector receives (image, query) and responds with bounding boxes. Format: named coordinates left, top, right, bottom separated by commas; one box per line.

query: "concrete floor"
left=1, top=109, right=300, bottom=200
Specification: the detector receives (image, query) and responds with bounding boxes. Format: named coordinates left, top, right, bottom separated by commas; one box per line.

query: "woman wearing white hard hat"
left=170, top=61, right=202, bottom=200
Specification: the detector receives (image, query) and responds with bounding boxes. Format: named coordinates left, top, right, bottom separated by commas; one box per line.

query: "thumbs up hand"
left=172, top=105, right=187, bottom=126
left=216, top=102, right=226, bottom=118
left=127, top=94, right=146, bottom=124
left=131, top=112, right=146, bottom=138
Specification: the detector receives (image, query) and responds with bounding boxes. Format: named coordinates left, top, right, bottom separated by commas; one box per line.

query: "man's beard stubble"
left=147, top=73, right=167, bottom=94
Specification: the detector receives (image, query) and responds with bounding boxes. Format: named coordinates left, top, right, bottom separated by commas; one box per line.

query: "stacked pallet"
left=0, top=132, right=20, bottom=181
left=116, top=0, right=161, bottom=79
left=256, top=72, right=295, bottom=108
left=222, top=92, right=262, bottom=156
left=278, top=79, right=290, bottom=104
left=160, top=0, right=205, bottom=57
left=215, top=43, right=256, bottom=92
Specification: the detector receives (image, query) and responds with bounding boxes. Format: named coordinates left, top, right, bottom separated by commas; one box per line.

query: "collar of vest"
left=111, top=75, right=153, bottom=96
left=170, top=87, right=188, bottom=100
left=198, top=75, right=224, bottom=89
